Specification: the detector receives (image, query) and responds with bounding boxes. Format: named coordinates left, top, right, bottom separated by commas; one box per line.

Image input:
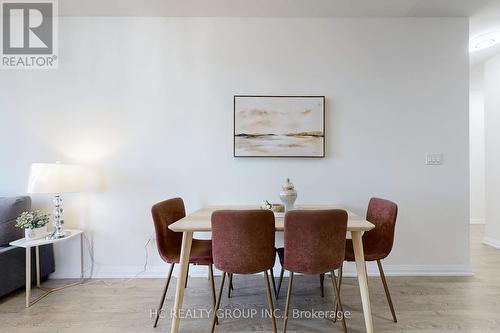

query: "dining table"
left=168, top=205, right=376, bottom=333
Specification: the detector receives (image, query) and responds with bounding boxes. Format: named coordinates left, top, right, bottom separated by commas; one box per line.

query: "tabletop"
left=9, top=229, right=83, bottom=248
left=169, top=205, right=374, bottom=232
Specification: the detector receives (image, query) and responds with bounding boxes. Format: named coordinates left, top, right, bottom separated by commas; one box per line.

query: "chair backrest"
left=151, top=197, right=185, bottom=262
left=284, top=209, right=348, bottom=275
left=362, top=197, right=398, bottom=260
left=211, top=210, right=275, bottom=274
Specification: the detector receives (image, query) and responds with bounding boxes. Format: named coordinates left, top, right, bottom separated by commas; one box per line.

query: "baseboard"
left=339, top=263, right=472, bottom=277
left=470, top=218, right=485, bottom=225
left=51, top=263, right=473, bottom=279
left=483, top=237, right=500, bottom=249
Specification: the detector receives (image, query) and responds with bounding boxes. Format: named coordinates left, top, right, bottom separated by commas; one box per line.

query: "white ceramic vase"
left=280, top=178, right=298, bottom=212
left=25, top=226, right=47, bottom=241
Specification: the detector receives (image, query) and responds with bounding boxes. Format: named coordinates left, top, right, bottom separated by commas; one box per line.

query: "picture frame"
left=233, top=95, right=325, bottom=158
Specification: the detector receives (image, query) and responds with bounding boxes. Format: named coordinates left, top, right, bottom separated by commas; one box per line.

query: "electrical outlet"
left=425, top=153, right=442, bottom=165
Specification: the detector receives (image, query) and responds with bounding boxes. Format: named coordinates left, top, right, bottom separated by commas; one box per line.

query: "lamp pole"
left=49, top=193, right=66, bottom=239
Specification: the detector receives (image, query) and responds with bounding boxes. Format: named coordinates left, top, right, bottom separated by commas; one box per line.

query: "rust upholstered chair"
left=338, top=197, right=399, bottom=323
left=210, top=210, right=277, bottom=333
left=281, top=210, right=349, bottom=333
left=151, top=197, right=216, bottom=328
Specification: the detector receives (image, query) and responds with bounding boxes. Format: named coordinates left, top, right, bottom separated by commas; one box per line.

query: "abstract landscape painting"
left=234, top=96, right=325, bottom=157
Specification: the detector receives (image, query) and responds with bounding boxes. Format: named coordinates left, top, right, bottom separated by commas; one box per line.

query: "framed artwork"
left=234, top=95, right=325, bottom=157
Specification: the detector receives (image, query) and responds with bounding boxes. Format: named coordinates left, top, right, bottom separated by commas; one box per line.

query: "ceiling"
left=59, top=0, right=500, bottom=65
left=59, top=0, right=496, bottom=17
left=469, top=0, right=500, bottom=66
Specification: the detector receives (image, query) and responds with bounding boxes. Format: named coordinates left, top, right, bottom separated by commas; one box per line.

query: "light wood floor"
left=1, top=225, right=499, bottom=333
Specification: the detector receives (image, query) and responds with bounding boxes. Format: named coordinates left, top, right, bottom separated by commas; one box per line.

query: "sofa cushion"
left=0, top=196, right=31, bottom=247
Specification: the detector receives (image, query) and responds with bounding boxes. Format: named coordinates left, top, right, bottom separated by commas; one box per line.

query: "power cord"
left=81, top=232, right=155, bottom=287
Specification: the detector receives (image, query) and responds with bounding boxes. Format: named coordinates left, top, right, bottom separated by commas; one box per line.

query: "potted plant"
left=15, top=210, right=50, bottom=240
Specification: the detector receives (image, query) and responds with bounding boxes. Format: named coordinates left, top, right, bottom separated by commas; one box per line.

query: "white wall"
left=0, top=17, right=470, bottom=277
left=469, top=65, right=485, bottom=224
left=484, top=53, right=500, bottom=248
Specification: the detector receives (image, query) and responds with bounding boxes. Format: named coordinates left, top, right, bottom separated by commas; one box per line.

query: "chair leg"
left=377, top=260, right=397, bottom=323
left=211, top=272, right=226, bottom=333
left=208, top=265, right=218, bottom=325
left=227, top=273, right=233, bottom=298
left=334, top=264, right=343, bottom=323
left=338, top=265, right=343, bottom=289
left=153, top=263, right=174, bottom=328
left=320, top=273, right=325, bottom=297
left=283, top=271, right=294, bottom=333
left=185, top=264, right=189, bottom=288
left=269, top=269, right=277, bottom=298
left=264, top=270, right=278, bottom=333
left=332, top=271, right=348, bottom=333
left=276, top=268, right=284, bottom=299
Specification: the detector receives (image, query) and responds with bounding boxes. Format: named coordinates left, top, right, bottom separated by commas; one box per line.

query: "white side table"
left=9, top=229, right=84, bottom=308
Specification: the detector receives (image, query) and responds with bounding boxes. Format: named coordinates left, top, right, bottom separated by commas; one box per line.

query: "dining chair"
left=280, top=209, right=349, bottom=333
left=210, top=210, right=277, bottom=333
left=338, top=197, right=398, bottom=323
left=151, top=197, right=217, bottom=328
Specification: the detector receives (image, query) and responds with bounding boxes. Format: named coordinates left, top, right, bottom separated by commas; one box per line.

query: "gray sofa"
left=0, top=196, right=55, bottom=298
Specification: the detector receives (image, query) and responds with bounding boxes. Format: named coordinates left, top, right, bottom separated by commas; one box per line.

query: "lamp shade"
left=27, top=163, right=85, bottom=194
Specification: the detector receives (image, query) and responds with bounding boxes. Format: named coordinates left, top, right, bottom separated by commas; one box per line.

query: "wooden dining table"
left=168, top=205, right=375, bottom=333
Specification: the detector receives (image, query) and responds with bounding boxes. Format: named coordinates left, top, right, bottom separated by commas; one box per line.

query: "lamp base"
left=46, top=230, right=69, bottom=240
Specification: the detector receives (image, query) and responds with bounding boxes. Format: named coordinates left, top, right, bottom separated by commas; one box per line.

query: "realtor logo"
left=1, top=0, right=57, bottom=69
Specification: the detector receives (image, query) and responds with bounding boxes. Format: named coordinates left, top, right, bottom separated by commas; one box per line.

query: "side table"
left=9, top=229, right=84, bottom=307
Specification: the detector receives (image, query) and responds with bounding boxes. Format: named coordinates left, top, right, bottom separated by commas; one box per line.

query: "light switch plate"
left=426, top=153, right=442, bottom=165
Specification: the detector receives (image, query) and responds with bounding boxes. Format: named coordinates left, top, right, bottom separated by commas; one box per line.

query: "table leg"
left=352, top=231, right=373, bottom=333
left=80, top=233, right=84, bottom=282
left=35, top=246, right=40, bottom=287
left=170, top=231, right=193, bottom=333
left=25, top=248, right=31, bottom=308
